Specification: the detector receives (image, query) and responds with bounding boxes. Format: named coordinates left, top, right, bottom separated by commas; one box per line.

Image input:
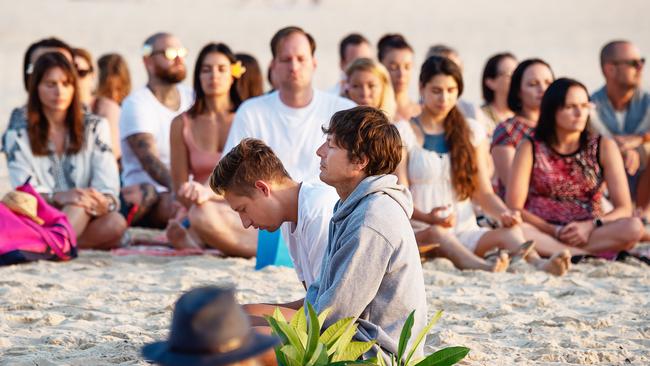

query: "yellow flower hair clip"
left=231, top=61, right=246, bottom=79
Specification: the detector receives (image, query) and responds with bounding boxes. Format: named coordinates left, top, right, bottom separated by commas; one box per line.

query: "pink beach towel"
left=0, top=182, right=77, bottom=265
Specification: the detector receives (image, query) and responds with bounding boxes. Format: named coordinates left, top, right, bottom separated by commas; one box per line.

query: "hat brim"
left=142, top=332, right=280, bottom=366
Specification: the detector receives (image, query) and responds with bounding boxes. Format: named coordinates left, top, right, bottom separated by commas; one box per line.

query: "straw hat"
left=2, top=191, right=44, bottom=225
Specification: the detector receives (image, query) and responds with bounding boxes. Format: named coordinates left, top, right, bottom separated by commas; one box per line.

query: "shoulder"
left=235, top=92, right=278, bottom=117
left=590, top=86, right=607, bottom=102
left=466, top=117, right=487, bottom=146
left=314, top=89, right=356, bottom=110
left=6, top=106, right=28, bottom=131
left=300, top=182, right=338, bottom=213
left=598, top=134, right=617, bottom=153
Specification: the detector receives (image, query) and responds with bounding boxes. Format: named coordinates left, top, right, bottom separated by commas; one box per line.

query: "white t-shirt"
left=119, top=85, right=194, bottom=192
left=280, top=182, right=339, bottom=287
left=223, top=89, right=356, bottom=183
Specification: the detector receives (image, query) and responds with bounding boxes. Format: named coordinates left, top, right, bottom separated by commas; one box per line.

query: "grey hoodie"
left=305, top=174, right=428, bottom=358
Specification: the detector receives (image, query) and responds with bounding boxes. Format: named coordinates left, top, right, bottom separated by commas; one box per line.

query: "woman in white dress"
left=395, top=56, right=571, bottom=275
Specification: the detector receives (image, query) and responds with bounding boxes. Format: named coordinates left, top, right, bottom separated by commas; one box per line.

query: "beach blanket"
left=111, top=246, right=223, bottom=257
left=0, top=182, right=77, bottom=265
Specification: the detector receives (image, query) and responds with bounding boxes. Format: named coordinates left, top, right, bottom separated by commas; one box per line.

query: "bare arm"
left=94, top=97, right=122, bottom=160
left=600, top=137, right=634, bottom=221
left=125, top=133, right=172, bottom=189
left=505, top=139, right=557, bottom=236
left=169, top=115, right=189, bottom=195
left=491, top=145, right=515, bottom=192
left=472, top=139, right=511, bottom=216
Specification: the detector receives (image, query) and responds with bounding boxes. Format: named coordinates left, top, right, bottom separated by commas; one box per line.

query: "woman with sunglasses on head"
left=491, top=59, right=554, bottom=199
left=507, top=78, right=644, bottom=258
left=3, top=52, right=126, bottom=249
left=342, top=57, right=397, bottom=120
left=480, top=52, right=517, bottom=134
left=378, top=34, right=420, bottom=121
left=165, top=43, right=257, bottom=257
left=395, top=56, right=571, bottom=275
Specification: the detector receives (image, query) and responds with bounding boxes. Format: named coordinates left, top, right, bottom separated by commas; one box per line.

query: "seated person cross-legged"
left=396, top=56, right=570, bottom=275
left=3, top=52, right=126, bottom=249
left=506, top=78, right=644, bottom=259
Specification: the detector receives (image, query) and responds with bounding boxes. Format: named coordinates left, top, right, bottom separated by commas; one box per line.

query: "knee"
left=105, top=212, right=128, bottom=239
left=620, top=217, right=644, bottom=244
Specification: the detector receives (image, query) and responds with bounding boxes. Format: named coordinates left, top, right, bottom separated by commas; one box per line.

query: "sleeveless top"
left=525, top=135, right=604, bottom=225
left=182, top=113, right=222, bottom=184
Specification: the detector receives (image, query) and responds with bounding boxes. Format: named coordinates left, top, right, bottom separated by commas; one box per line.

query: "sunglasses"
left=150, top=47, right=188, bottom=61
left=612, top=58, right=645, bottom=69
left=76, top=67, right=93, bottom=78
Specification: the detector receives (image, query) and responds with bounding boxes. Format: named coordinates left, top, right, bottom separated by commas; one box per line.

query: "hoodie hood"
left=332, top=174, right=413, bottom=223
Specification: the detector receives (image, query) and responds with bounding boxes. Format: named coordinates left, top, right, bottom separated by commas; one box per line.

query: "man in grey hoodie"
left=309, top=106, right=428, bottom=358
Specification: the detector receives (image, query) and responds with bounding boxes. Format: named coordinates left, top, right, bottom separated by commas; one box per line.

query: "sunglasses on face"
left=76, top=66, right=93, bottom=78
left=612, top=58, right=646, bottom=69
left=150, top=47, right=188, bottom=61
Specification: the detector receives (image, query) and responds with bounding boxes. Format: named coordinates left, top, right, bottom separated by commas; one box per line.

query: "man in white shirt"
left=223, top=26, right=356, bottom=184
left=119, top=32, right=194, bottom=227
left=210, top=138, right=338, bottom=317
left=328, top=33, right=373, bottom=95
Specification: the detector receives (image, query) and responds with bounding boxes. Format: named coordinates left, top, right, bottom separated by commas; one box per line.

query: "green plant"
left=265, top=304, right=469, bottom=366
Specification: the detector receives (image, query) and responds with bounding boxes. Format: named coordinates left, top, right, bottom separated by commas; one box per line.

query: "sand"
left=1, top=249, right=649, bottom=365
left=1, top=1, right=650, bottom=364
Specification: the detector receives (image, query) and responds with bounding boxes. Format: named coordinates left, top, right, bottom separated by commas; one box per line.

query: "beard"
left=154, top=64, right=186, bottom=84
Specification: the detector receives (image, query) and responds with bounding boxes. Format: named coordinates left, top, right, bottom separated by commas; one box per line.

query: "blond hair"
left=343, top=58, right=397, bottom=121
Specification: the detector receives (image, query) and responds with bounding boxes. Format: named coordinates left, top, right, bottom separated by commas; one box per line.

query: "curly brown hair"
left=210, top=138, right=291, bottom=196
left=419, top=56, right=477, bottom=200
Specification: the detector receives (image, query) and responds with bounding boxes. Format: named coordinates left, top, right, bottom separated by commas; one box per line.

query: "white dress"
left=396, top=119, right=489, bottom=252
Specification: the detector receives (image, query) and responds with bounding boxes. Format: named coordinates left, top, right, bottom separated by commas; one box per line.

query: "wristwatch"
left=593, top=218, right=604, bottom=228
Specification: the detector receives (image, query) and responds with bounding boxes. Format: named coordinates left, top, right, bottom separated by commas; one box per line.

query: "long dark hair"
left=507, top=58, right=553, bottom=115
left=235, top=53, right=264, bottom=101
left=420, top=56, right=477, bottom=200
left=27, top=52, right=84, bottom=156
left=23, top=37, right=73, bottom=91
left=535, top=78, right=591, bottom=149
left=481, top=52, right=515, bottom=104
left=97, top=53, right=132, bottom=105
left=187, top=43, right=242, bottom=117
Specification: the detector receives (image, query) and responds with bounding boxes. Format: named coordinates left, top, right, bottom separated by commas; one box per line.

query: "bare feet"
left=166, top=219, right=202, bottom=250
left=487, top=251, right=510, bottom=272
left=535, top=249, right=571, bottom=276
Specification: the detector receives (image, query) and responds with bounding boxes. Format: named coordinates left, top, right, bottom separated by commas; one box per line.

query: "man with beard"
left=591, top=41, right=650, bottom=194
left=119, top=32, right=194, bottom=227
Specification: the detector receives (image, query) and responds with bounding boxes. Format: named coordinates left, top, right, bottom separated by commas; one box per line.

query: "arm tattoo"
left=126, top=133, right=172, bottom=189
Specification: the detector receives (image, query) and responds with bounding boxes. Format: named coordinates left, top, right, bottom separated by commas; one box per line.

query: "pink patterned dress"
left=525, top=135, right=604, bottom=225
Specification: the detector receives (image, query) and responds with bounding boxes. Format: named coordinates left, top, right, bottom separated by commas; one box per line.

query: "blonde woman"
left=342, top=57, right=397, bottom=121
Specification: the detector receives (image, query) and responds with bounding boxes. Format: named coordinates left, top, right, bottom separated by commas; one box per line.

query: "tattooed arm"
left=126, top=133, right=172, bottom=189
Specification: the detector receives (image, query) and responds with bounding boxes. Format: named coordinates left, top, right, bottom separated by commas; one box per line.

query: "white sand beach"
left=1, top=250, right=649, bottom=365
left=1, top=1, right=650, bottom=365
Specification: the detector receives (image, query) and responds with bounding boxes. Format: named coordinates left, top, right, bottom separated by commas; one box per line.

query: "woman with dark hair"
left=378, top=34, right=420, bottom=121
left=165, top=43, right=255, bottom=256
left=235, top=53, right=264, bottom=101
left=395, top=56, right=571, bottom=275
left=491, top=59, right=554, bottom=198
left=481, top=52, right=517, bottom=131
left=93, top=53, right=132, bottom=161
left=3, top=52, right=126, bottom=249
left=507, top=78, right=643, bottom=257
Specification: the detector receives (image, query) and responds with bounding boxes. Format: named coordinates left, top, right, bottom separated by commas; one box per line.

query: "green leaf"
left=328, top=361, right=378, bottom=366
left=413, top=347, right=470, bottom=366
left=279, top=345, right=303, bottom=366
left=336, top=340, right=376, bottom=362
left=330, top=322, right=359, bottom=360
left=405, top=310, right=443, bottom=365
left=321, top=317, right=355, bottom=349
left=276, top=319, right=306, bottom=359
left=290, top=306, right=307, bottom=334
left=397, top=310, right=415, bottom=364
left=317, top=307, right=333, bottom=330
left=265, top=316, right=290, bottom=345
left=273, top=306, right=288, bottom=323
left=305, top=342, right=329, bottom=366
left=303, top=303, right=321, bottom=363
left=375, top=349, right=387, bottom=366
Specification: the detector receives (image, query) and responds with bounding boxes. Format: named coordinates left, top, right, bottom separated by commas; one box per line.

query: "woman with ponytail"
left=395, top=56, right=571, bottom=275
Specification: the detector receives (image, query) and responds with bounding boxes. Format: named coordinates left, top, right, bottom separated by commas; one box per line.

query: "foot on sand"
left=536, top=249, right=571, bottom=276
left=166, top=220, right=202, bottom=250
left=487, top=250, right=510, bottom=272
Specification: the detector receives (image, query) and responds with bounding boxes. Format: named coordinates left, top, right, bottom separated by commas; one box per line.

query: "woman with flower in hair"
left=166, top=43, right=256, bottom=257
